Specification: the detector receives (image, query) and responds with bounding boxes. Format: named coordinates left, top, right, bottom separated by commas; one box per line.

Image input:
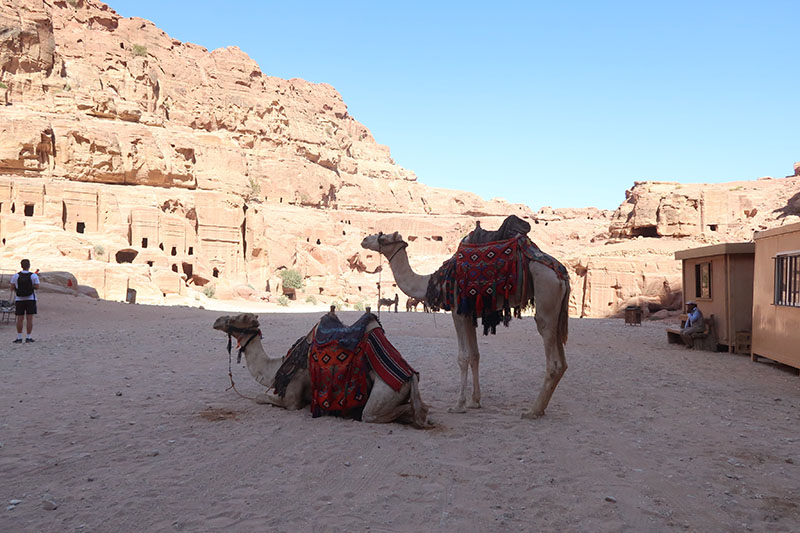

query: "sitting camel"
left=212, top=312, right=430, bottom=427
left=378, top=293, right=399, bottom=313
left=361, top=222, right=570, bottom=419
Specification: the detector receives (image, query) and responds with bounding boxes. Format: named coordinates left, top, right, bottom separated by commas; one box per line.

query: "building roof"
left=753, top=220, right=800, bottom=240
left=674, top=242, right=755, bottom=260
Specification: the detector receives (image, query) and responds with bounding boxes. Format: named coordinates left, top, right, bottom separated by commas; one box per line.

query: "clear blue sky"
left=110, top=0, right=799, bottom=210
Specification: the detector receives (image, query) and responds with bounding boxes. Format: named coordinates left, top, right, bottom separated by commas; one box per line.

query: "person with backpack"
left=10, top=259, right=40, bottom=344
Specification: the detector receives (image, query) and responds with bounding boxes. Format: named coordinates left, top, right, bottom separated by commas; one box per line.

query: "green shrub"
left=66, top=0, right=78, bottom=6
left=93, top=244, right=105, bottom=256
left=132, top=44, right=148, bottom=57
left=0, top=82, right=7, bottom=89
left=277, top=295, right=290, bottom=307
left=203, top=285, right=216, bottom=298
left=246, top=177, right=261, bottom=201
left=353, top=301, right=365, bottom=311
left=331, top=300, right=341, bottom=310
left=279, top=269, right=303, bottom=289
left=305, top=295, right=317, bottom=305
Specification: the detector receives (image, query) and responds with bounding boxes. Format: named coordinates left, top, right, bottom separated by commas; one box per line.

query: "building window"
left=24, top=204, right=34, bottom=217
left=142, top=238, right=148, bottom=248
left=695, top=262, right=711, bottom=299
left=775, top=254, right=800, bottom=307
left=76, top=222, right=85, bottom=233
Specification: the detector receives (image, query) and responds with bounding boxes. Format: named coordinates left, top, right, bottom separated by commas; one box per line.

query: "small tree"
left=132, top=44, right=148, bottom=57
left=203, top=285, right=216, bottom=299
left=279, top=269, right=303, bottom=290
left=245, top=177, right=261, bottom=202
left=277, top=295, right=290, bottom=307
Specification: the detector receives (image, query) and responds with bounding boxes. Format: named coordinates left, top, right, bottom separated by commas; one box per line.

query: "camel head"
left=361, top=231, right=407, bottom=255
left=213, top=313, right=260, bottom=340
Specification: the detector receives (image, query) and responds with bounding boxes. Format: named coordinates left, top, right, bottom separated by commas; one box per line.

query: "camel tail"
left=409, top=373, right=431, bottom=429
left=558, top=276, right=570, bottom=346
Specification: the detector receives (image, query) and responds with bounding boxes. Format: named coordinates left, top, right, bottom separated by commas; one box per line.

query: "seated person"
left=680, top=301, right=705, bottom=348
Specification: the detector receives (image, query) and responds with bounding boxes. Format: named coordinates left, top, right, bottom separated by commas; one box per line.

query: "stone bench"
left=667, top=314, right=717, bottom=351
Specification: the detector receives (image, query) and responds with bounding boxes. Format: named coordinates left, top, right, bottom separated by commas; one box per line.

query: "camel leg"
left=362, top=377, right=412, bottom=424
left=254, top=391, right=288, bottom=408
left=449, top=313, right=479, bottom=413
left=468, top=350, right=481, bottom=409
left=523, top=265, right=568, bottom=419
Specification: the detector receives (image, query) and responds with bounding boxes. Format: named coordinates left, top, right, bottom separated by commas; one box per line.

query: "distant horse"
left=406, top=297, right=429, bottom=313
left=378, top=294, right=399, bottom=313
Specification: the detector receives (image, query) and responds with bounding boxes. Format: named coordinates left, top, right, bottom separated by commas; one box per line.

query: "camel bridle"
left=376, top=232, right=408, bottom=263
left=219, top=317, right=264, bottom=402
left=375, top=232, right=408, bottom=317
left=222, top=319, right=262, bottom=364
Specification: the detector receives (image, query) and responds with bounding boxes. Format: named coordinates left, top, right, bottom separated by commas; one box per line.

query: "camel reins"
left=223, top=324, right=262, bottom=401
left=376, top=232, right=408, bottom=317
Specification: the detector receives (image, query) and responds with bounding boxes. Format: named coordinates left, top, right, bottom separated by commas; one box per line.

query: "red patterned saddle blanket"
left=426, top=234, right=569, bottom=334
left=455, top=236, right=520, bottom=317
left=308, top=313, right=416, bottom=419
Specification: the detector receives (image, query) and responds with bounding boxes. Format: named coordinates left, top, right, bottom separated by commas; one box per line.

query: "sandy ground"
left=1, top=293, right=799, bottom=532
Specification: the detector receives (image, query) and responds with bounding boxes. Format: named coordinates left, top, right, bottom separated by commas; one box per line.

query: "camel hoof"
left=467, top=401, right=481, bottom=409
left=254, top=394, right=271, bottom=405
left=447, top=405, right=467, bottom=414
left=521, top=409, right=544, bottom=419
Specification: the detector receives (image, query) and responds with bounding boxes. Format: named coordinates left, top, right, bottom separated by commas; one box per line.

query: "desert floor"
left=1, top=293, right=799, bottom=532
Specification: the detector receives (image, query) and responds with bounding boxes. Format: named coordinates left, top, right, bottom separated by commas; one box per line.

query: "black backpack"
left=16, top=272, right=34, bottom=297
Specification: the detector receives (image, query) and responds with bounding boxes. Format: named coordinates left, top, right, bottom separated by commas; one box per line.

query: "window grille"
left=775, top=254, right=800, bottom=307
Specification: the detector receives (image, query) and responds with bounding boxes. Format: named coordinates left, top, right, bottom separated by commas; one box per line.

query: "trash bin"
left=624, top=305, right=642, bottom=326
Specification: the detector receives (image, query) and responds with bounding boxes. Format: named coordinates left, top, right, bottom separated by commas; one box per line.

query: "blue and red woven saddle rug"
left=426, top=234, right=569, bottom=334
left=308, top=312, right=416, bottom=419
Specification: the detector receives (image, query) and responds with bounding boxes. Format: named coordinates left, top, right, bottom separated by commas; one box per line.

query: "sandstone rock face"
left=0, top=0, right=535, bottom=309
left=609, top=178, right=800, bottom=241
left=0, top=0, right=797, bottom=319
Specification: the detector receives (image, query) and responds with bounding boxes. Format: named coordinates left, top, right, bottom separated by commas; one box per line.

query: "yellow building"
left=674, top=243, right=755, bottom=352
left=752, top=222, right=800, bottom=371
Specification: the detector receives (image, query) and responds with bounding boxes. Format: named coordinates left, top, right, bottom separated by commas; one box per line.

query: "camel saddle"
left=465, top=214, right=531, bottom=244
left=307, top=312, right=416, bottom=419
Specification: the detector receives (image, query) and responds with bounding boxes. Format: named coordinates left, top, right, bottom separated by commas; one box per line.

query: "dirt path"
left=1, top=294, right=798, bottom=531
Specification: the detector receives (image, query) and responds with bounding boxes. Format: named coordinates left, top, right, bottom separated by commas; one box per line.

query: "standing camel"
left=212, top=312, right=429, bottom=427
left=361, top=226, right=570, bottom=418
left=406, top=297, right=428, bottom=312
left=378, top=293, right=399, bottom=313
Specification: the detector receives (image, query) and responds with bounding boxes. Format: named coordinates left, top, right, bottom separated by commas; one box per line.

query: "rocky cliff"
left=1, top=0, right=798, bottom=318
left=0, top=0, right=531, bottom=304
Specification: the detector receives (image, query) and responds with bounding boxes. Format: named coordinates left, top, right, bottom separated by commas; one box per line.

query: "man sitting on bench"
left=680, top=301, right=704, bottom=349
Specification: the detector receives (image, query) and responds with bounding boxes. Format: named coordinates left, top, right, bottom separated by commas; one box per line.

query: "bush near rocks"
left=279, top=269, right=303, bottom=290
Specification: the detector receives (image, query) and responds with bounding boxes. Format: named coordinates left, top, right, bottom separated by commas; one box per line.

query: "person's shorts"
left=15, top=300, right=37, bottom=316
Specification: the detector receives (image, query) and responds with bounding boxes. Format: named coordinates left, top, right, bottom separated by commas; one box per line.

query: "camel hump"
left=467, top=215, right=531, bottom=244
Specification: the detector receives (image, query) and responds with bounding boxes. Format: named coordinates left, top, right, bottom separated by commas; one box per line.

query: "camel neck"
left=384, top=245, right=430, bottom=300
left=241, top=338, right=283, bottom=388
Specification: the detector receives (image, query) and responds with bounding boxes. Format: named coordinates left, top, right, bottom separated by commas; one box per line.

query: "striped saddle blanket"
left=308, top=313, right=416, bottom=418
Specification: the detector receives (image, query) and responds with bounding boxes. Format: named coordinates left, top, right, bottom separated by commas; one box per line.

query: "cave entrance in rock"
left=630, top=226, right=659, bottom=238
left=115, top=249, right=138, bottom=264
